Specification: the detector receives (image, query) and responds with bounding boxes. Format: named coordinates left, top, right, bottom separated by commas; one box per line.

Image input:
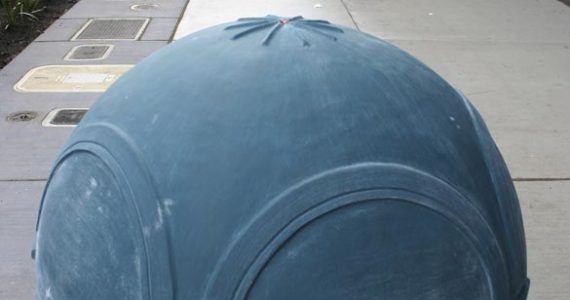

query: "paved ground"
left=0, top=0, right=569, bottom=299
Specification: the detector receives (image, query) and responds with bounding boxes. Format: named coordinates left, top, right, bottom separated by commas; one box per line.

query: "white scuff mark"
left=163, top=198, right=175, bottom=216
left=286, top=249, right=298, bottom=259
left=45, top=286, right=53, bottom=299
left=456, top=124, right=461, bottom=129
left=89, top=177, right=98, bottom=188
left=97, top=206, right=103, bottom=213
left=84, top=189, right=93, bottom=198
left=143, top=226, right=151, bottom=237
left=151, top=114, right=158, bottom=125
left=449, top=116, right=456, bottom=122
left=314, top=3, right=322, bottom=8
left=428, top=12, right=434, bottom=16
left=133, top=253, right=142, bottom=279
left=154, top=205, right=164, bottom=230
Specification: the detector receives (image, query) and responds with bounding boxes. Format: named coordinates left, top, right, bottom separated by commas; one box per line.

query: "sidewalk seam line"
left=0, top=179, right=47, bottom=182
left=339, top=0, right=360, bottom=31
left=513, top=178, right=570, bottom=182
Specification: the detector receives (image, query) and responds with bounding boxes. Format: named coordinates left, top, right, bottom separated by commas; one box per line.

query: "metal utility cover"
left=43, top=108, right=88, bottom=127
left=14, top=65, right=132, bottom=92
left=6, top=111, right=37, bottom=122
left=131, top=4, right=158, bottom=11
left=72, top=18, right=150, bottom=41
left=65, top=44, right=114, bottom=61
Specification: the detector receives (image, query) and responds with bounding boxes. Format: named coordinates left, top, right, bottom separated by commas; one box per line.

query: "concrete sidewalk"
left=1, top=0, right=569, bottom=299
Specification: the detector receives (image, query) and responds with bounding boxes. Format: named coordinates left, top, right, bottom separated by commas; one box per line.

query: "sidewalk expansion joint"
left=0, top=178, right=47, bottom=182
left=339, top=0, right=360, bottom=31
left=513, top=177, right=570, bottom=182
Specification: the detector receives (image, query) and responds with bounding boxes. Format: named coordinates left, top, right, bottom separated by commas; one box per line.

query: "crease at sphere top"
left=34, top=16, right=530, bottom=300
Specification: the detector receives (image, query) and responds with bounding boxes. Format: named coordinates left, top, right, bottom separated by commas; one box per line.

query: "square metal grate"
left=42, top=108, right=88, bottom=127
left=65, top=44, right=113, bottom=61
left=72, top=18, right=149, bottom=41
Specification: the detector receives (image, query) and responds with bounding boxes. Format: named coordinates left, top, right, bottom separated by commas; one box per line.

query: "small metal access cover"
left=72, top=18, right=149, bottom=41
left=65, top=44, right=113, bottom=61
left=131, top=4, right=158, bottom=11
left=43, top=108, right=88, bottom=127
left=7, top=111, right=37, bottom=122
left=14, top=65, right=132, bottom=92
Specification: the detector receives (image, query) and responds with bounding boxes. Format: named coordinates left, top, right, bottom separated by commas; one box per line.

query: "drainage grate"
left=65, top=44, right=113, bottom=61
left=72, top=18, right=149, bottom=41
left=7, top=111, right=37, bottom=122
left=43, top=108, right=88, bottom=127
left=14, top=65, right=133, bottom=92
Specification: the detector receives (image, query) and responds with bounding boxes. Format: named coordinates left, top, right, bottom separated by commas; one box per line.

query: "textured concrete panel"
left=62, top=0, right=188, bottom=18
left=0, top=181, right=44, bottom=300
left=140, top=17, right=179, bottom=41
left=344, top=0, right=570, bottom=43
left=517, top=181, right=570, bottom=300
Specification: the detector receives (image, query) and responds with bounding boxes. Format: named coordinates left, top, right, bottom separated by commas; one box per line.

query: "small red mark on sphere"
left=279, top=19, right=289, bottom=25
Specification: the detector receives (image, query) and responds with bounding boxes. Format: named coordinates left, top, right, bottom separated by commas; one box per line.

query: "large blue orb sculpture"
left=34, top=16, right=529, bottom=299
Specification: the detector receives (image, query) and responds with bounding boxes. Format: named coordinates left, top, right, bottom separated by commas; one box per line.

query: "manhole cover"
left=130, top=4, right=158, bottom=11
left=72, top=18, right=150, bottom=41
left=65, top=44, right=113, bottom=61
left=43, top=108, right=88, bottom=127
left=6, top=111, right=37, bottom=122
left=14, top=65, right=133, bottom=92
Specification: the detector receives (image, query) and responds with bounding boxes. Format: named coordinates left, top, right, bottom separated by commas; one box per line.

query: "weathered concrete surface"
left=62, top=0, right=188, bottom=19
left=344, top=0, right=570, bottom=43
left=517, top=181, right=570, bottom=300
left=0, top=181, right=44, bottom=300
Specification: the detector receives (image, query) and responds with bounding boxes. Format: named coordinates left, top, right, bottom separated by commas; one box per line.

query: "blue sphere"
left=35, top=16, right=528, bottom=300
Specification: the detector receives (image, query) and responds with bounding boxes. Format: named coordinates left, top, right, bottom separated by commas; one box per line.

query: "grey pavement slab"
left=0, top=119, right=73, bottom=181
left=517, top=181, right=570, bottom=300
left=36, top=17, right=177, bottom=42
left=344, top=0, right=570, bottom=43
left=0, top=41, right=166, bottom=180
left=62, top=0, right=188, bottom=19
left=140, top=17, right=179, bottom=41
left=0, top=181, right=44, bottom=300
left=388, top=39, right=570, bottom=179
left=174, top=0, right=357, bottom=39
left=0, top=92, right=96, bottom=180
left=34, top=18, right=86, bottom=42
